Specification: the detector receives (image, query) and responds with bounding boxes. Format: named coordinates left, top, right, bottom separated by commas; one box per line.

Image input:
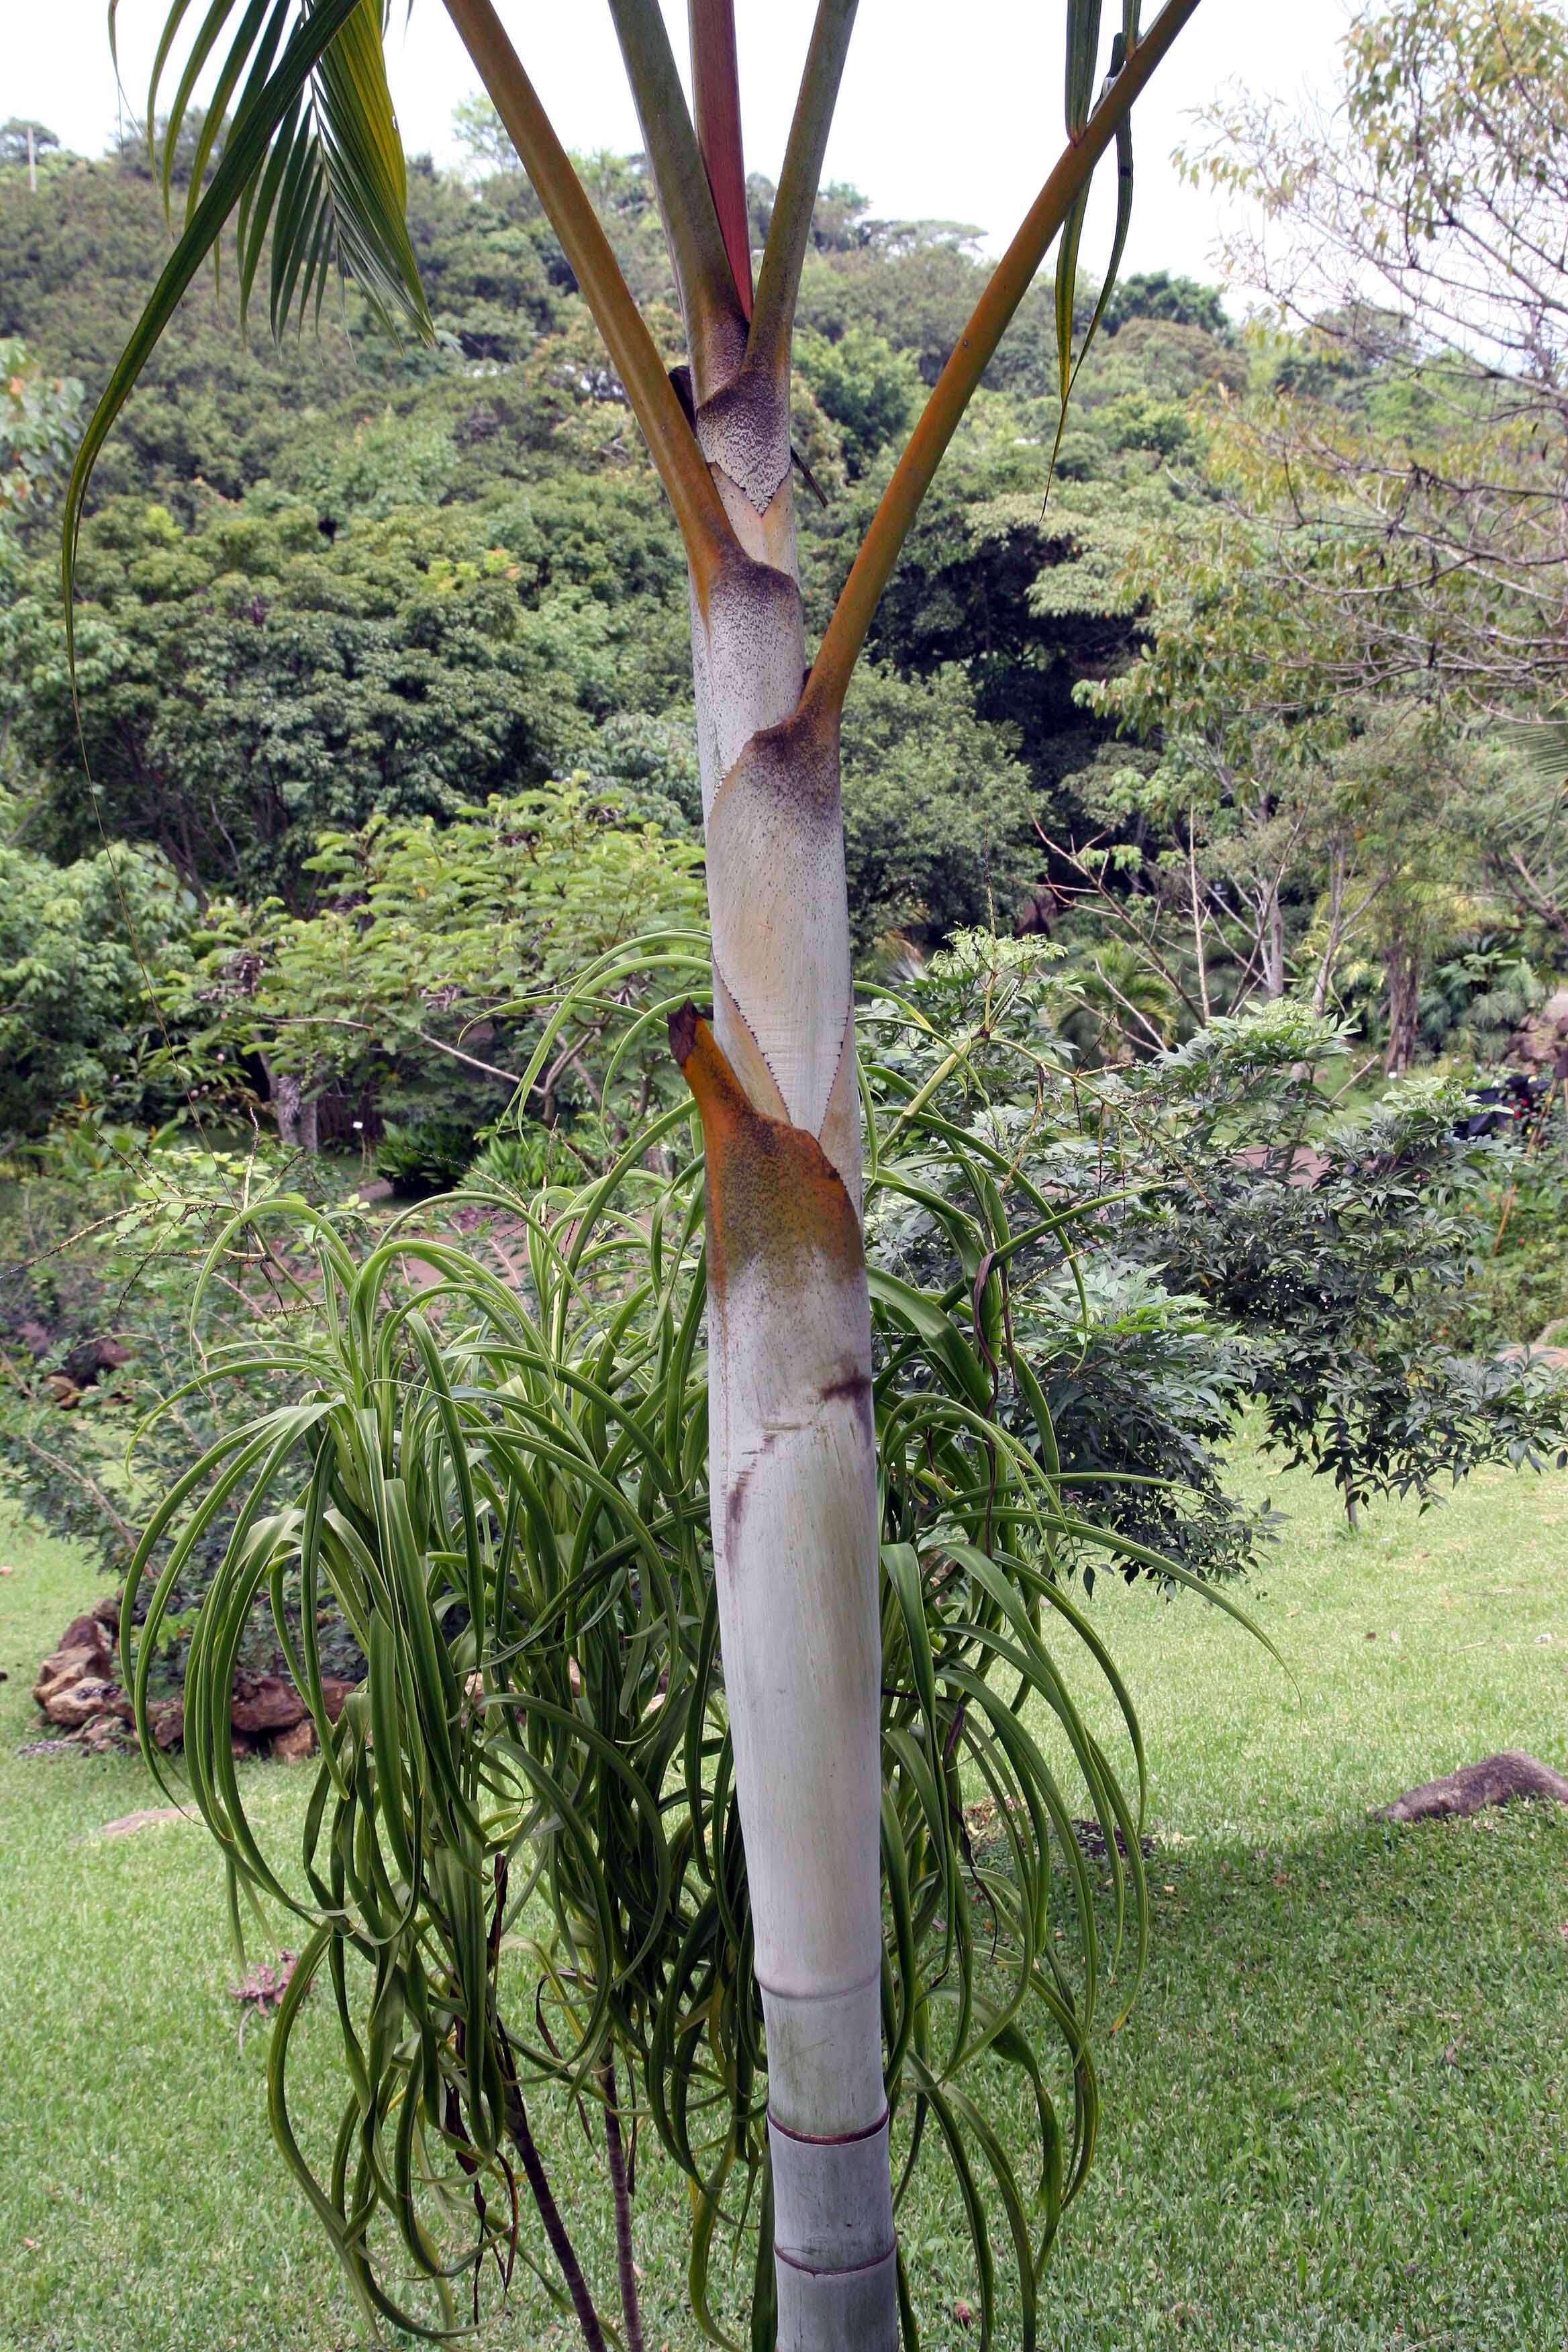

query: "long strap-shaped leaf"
left=1046, top=0, right=1143, bottom=495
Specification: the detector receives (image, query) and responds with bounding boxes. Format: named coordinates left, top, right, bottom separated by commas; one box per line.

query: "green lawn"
left=1, top=1451, right=1564, bottom=2352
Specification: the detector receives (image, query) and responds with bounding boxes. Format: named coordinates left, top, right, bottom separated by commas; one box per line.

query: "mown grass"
left=1, top=1449, right=1564, bottom=2351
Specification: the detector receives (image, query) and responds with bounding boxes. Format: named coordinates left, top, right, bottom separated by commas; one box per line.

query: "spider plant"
left=116, top=942, right=1259, bottom=2347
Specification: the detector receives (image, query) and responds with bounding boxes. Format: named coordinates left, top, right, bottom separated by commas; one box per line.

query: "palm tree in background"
left=70, top=4, right=1206, bottom=2344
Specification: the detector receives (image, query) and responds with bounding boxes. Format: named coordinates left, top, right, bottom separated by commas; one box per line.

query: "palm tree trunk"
left=409, top=8, right=1206, bottom=2337
left=672, top=353, right=895, bottom=2348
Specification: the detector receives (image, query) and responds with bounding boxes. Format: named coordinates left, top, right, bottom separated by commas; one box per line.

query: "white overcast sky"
left=6, top=2, right=1353, bottom=287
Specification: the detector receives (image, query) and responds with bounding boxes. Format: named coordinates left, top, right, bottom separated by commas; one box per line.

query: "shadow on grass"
left=912, top=1806, right=1568, bottom=2352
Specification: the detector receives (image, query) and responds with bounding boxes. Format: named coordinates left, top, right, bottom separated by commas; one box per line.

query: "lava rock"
left=229, top=1674, right=309, bottom=1737
left=34, top=1638, right=115, bottom=1721
left=149, top=1699, right=185, bottom=1750
left=57, top=1612, right=113, bottom=1658
left=1380, top=1749, right=1568, bottom=1822
left=44, top=1677, right=132, bottom=1732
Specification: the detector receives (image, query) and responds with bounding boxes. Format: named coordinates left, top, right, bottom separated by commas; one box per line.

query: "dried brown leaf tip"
left=668, top=998, right=705, bottom=1069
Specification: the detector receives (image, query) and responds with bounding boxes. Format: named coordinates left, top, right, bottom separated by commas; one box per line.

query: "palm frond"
left=136, top=0, right=431, bottom=338
left=1506, top=717, right=1568, bottom=789
left=68, top=1, right=432, bottom=640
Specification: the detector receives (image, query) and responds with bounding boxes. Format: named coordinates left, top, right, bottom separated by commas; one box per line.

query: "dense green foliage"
left=1075, top=1002, right=1568, bottom=1521
left=869, top=959, right=1568, bottom=1555
left=0, top=131, right=1233, bottom=1018
left=5, top=5, right=1565, bottom=1619
left=8, top=9, right=1568, bottom=1140
left=0, top=834, right=192, bottom=1136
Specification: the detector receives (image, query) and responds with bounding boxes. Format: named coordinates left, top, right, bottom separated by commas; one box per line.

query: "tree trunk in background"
left=671, top=350, right=895, bottom=2349
left=1383, top=934, right=1420, bottom=1074
left=1312, top=842, right=1348, bottom=1019
left=1262, top=882, right=1287, bottom=998
left=263, top=1061, right=305, bottom=1150
left=261, top=1060, right=323, bottom=1152
left=260, top=1058, right=329, bottom=1147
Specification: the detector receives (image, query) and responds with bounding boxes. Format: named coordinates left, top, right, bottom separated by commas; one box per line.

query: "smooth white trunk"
left=677, top=363, right=897, bottom=2346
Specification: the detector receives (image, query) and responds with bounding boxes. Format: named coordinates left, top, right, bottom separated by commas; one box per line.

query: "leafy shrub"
left=794, top=324, right=921, bottom=476
left=468, top=1122, right=575, bottom=1193
left=1094, top=1007, right=1568, bottom=1522
left=170, top=782, right=706, bottom=1146
left=0, top=834, right=196, bottom=1145
left=118, top=934, right=1188, bottom=2345
left=864, top=933, right=1271, bottom=1581
left=0, top=1129, right=368, bottom=1690
left=1018, top=1261, right=1274, bottom=1585
left=838, top=665, right=1038, bottom=955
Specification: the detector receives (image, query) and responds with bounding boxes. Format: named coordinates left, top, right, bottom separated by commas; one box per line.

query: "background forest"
left=4, top=3, right=1568, bottom=1632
